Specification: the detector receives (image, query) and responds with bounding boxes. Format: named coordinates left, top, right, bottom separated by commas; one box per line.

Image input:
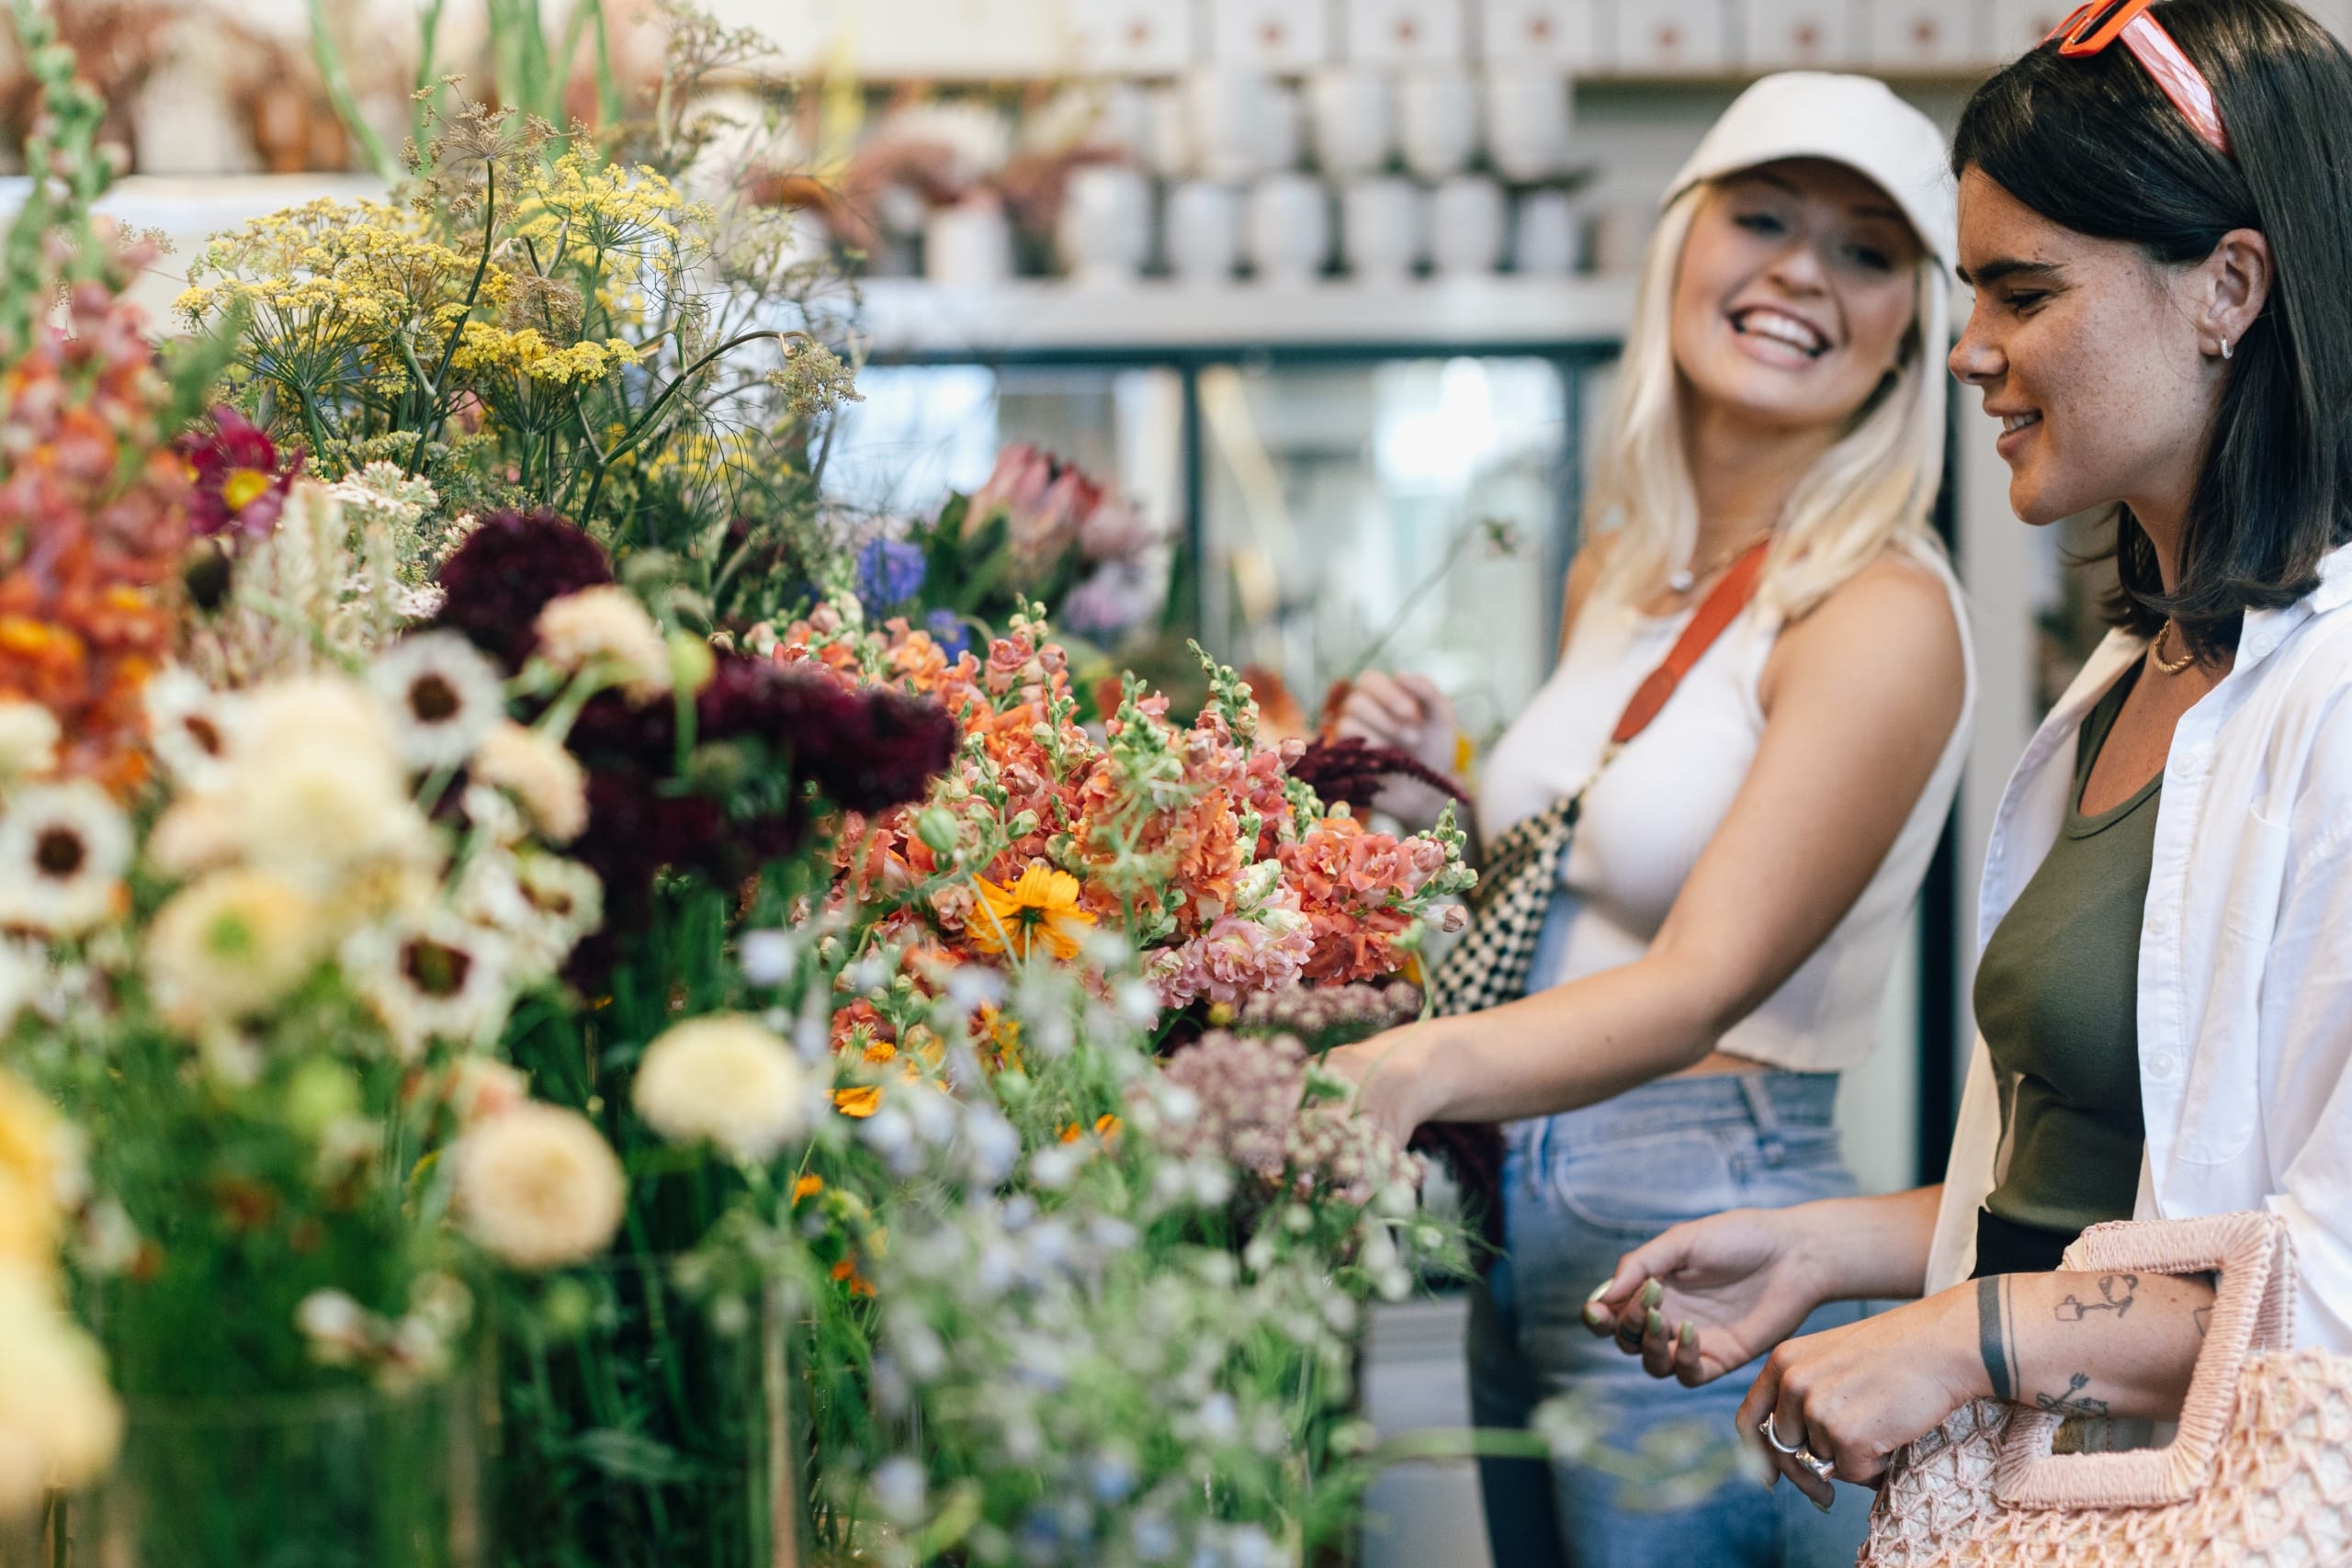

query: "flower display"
left=0, top=15, right=1518, bottom=1562
left=786, top=611, right=1473, bottom=1021
left=452, top=1101, right=627, bottom=1271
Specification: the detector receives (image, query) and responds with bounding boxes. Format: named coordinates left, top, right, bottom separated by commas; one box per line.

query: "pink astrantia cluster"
left=1156, top=1031, right=1422, bottom=1206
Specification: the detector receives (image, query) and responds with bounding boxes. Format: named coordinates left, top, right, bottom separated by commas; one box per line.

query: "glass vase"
left=65, top=1371, right=489, bottom=1568
left=496, top=1256, right=806, bottom=1568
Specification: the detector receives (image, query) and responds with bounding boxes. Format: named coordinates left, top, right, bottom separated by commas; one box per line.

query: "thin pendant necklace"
left=1668, top=535, right=1769, bottom=595
left=2152, top=620, right=2195, bottom=675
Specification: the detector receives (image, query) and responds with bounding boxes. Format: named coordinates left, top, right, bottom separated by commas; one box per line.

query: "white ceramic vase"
left=1245, top=172, right=1332, bottom=286
left=1059, top=164, right=1152, bottom=287
left=1341, top=176, right=1428, bottom=283
left=1430, top=174, right=1506, bottom=277
left=1166, top=179, right=1243, bottom=284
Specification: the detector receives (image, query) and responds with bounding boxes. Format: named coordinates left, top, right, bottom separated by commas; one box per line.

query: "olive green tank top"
left=1973, top=662, right=2156, bottom=1242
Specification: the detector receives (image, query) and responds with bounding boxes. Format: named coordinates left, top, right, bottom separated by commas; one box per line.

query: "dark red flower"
left=432, top=508, right=614, bottom=670
left=180, top=406, right=302, bottom=538
left=695, top=656, right=955, bottom=814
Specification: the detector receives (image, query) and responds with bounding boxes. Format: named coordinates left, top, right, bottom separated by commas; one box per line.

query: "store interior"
left=13, top=3, right=2338, bottom=1558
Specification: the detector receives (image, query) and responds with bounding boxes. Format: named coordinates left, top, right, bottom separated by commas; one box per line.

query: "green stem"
left=406, top=161, right=499, bottom=478
left=308, top=0, right=398, bottom=181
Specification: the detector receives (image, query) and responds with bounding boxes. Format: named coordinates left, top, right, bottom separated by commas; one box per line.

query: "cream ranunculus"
left=142, top=869, right=325, bottom=1030
left=0, top=1264, right=120, bottom=1518
left=452, top=1103, right=625, bottom=1271
left=632, top=1013, right=810, bottom=1165
left=532, top=585, right=673, bottom=703
left=469, top=721, right=588, bottom=843
left=220, top=677, right=433, bottom=892
left=0, top=702, right=59, bottom=792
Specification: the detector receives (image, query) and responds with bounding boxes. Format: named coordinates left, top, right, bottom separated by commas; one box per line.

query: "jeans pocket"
left=1547, top=1129, right=1740, bottom=1237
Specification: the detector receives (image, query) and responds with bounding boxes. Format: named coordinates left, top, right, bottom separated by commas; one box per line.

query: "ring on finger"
left=1792, top=1446, right=1834, bottom=1483
left=1758, top=1413, right=1805, bottom=1457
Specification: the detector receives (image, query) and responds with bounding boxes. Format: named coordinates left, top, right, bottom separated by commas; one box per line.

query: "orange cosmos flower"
left=967, top=861, right=1095, bottom=962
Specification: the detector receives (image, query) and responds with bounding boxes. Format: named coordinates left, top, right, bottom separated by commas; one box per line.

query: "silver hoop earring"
left=2222, top=337, right=2233, bottom=361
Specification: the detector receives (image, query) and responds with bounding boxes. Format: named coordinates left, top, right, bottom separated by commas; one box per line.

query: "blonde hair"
left=1585, top=181, right=1951, bottom=620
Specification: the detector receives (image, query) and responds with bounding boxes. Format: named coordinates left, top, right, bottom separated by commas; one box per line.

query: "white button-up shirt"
left=1926, top=544, right=2352, bottom=1349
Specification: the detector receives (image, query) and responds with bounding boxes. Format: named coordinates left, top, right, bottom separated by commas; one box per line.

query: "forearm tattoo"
left=1977, top=1274, right=2018, bottom=1402
left=2054, top=1273, right=2138, bottom=1322
left=2035, top=1371, right=2112, bottom=1419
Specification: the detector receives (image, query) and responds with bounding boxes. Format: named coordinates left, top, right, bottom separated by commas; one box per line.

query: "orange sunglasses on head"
left=2046, top=0, right=2233, bottom=157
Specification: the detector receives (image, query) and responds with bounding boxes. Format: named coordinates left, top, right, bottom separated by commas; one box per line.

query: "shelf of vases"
left=854, top=273, right=1639, bottom=356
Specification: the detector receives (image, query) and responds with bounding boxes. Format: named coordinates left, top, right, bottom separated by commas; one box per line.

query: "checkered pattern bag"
left=1429, top=794, right=1581, bottom=1015
left=1425, top=538, right=1771, bottom=1019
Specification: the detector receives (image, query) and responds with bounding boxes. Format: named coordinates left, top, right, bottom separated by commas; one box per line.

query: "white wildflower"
left=0, top=782, right=131, bottom=937
left=368, top=631, right=506, bottom=772
left=0, top=703, right=58, bottom=791
left=470, top=721, right=587, bottom=843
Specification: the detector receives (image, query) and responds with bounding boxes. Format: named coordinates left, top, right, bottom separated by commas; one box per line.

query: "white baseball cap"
left=1665, top=73, right=1956, bottom=267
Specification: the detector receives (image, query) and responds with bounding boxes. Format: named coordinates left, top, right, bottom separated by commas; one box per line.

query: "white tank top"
left=1476, top=544, right=1975, bottom=1074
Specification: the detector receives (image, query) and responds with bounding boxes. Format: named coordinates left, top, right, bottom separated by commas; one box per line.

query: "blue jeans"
left=1468, top=1071, right=1877, bottom=1568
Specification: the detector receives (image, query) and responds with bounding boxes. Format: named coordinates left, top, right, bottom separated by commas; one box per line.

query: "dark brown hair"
left=1953, top=0, right=2352, bottom=658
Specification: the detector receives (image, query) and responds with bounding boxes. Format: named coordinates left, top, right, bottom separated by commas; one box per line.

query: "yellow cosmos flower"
left=967, top=862, right=1096, bottom=963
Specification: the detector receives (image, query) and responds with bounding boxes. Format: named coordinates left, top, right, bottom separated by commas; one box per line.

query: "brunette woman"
left=1583, top=0, right=2352, bottom=1514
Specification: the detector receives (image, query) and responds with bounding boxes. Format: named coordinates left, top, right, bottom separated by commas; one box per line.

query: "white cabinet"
left=1737, top=0, right=1857, bottom=68
left=1071, top=0, right=1202, bottom=73
left=1211, top=0, right=1336, bottom=70
left=1476, top=0, right=1604, bottom=67
left=1612, top=0, right=1730, bottom=73
left=1865, top=2, right=1986, bottom=72
left=1343, top=0, right=1470, bottom=62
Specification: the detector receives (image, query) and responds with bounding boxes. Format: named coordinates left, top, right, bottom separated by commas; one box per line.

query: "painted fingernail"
left=1582, top=1302, right=1608, bottom=1329
left=1587, top=1279, right=1614, bottom=1304
left=1640, top=1279, right=1664, bottom=1310
left=1646, top=1307, right=1666, bottom=1340
left=1679, top=1320, right=1697, bottom=1351
left=1811, top=1494, right=1835, bottom=1516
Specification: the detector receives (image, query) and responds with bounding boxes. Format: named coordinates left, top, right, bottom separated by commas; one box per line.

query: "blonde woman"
left=1329, top=76, right=1973, bottom=1564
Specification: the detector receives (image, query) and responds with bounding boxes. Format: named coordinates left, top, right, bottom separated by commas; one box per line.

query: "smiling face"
left=1667, top=158, right=1926, bottom=438
left=1949, top=167, right=2223, bottom=527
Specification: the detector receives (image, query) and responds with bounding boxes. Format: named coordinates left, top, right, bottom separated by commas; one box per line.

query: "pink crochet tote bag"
left=1860, top=1211, right=2352, bottom=1566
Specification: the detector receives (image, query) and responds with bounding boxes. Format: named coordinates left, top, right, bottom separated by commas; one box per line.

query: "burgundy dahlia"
left=695, top=658, right=956, bottom=815
left=433, top=508, right=614, bottom=670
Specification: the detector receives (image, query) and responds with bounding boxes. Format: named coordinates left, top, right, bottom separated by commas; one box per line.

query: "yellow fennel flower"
left=967, top=862, right=1096, bottom=963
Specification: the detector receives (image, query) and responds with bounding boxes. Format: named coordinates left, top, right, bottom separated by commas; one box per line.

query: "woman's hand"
left=1583, top=1206, right=1834, bottom=1388
left=1732, top=1289, right=1984, bottom=1508
left=1331, top=671, right=1461, bottom=829
left=1324, top=1021, right=1443, bottom=1148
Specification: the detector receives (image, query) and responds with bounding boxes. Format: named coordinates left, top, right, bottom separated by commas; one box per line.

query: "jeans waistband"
left=1509, top=1070, right=1840, bottom=1168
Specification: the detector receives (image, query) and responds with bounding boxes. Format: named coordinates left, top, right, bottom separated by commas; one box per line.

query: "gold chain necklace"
left=2152, top=620, right=2195, bottom=675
